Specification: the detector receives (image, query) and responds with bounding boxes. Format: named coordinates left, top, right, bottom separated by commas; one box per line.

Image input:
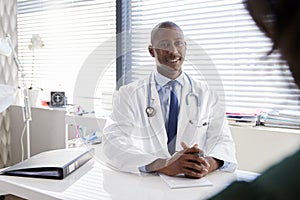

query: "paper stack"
left=226, top=108, right=263, bottom=127
left=261, top=110, right=300, bottom=129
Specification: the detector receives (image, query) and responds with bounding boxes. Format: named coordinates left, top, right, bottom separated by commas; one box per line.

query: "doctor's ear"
left=148, top=45, right=155, bottom=57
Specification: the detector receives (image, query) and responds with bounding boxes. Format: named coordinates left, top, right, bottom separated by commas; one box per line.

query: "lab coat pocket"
left=182, top=119, right=209, bottom=147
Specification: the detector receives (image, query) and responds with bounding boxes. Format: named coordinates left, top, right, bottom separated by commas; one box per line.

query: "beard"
left=156, top=62, right=182, bottom=79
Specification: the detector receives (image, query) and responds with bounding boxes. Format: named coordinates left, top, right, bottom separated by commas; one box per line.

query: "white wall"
left=230, top=126, right=300, bottom=173
left=9, top=105, right=66, bottom=165
left=0, top=0, right=18, bottom=168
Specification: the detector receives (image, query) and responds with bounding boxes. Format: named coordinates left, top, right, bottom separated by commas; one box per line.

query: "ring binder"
left=0, top=148, right=94, bottom=180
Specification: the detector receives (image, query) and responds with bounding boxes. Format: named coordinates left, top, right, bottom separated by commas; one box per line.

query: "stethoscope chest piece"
left=146, top=106, right=156, bottom=117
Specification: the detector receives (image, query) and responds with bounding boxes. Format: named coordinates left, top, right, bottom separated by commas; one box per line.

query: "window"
left=120, top=0, right=300, bottom=112
left=17, top=0, right=300, bottom=113
left=17, top=0, right=116, bottom=111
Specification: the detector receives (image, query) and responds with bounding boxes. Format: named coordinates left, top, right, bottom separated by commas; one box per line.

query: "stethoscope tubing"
left=146, top=72, right=200, bottom=117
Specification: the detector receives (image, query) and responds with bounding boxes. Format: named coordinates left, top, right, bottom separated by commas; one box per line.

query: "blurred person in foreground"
left=209, top=0, right=300, bottom=199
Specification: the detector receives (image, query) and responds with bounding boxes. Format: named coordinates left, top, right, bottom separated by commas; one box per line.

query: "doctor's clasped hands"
left=148, top=142, right=215, bottom=178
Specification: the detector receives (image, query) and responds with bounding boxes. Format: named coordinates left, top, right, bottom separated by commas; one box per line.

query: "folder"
left=0, top=148, right=94, bottom=180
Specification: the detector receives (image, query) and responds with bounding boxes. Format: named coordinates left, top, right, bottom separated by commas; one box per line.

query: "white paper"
left=159, top=173, right=213, bottom=189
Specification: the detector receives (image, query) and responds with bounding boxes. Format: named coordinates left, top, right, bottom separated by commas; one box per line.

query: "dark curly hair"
left=244, top=0, right=300, bottom=87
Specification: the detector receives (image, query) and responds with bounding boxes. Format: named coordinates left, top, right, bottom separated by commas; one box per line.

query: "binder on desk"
left=0, top=148, right=94, bottom=180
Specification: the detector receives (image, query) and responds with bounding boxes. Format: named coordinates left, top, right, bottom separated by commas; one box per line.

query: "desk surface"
left=0, top=148, right=259, bottom=200
left=0, top=145, right=258, bottom=200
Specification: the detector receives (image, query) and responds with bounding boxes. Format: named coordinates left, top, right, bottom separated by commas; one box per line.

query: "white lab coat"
left=102, top=72, right=237, bottom=174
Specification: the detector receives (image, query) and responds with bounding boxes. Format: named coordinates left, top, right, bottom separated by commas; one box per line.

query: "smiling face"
left=148, top=25, right=186, bottom=79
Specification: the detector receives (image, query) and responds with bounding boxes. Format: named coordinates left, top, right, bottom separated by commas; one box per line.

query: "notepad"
left=159, top=173, right=213, bottom=189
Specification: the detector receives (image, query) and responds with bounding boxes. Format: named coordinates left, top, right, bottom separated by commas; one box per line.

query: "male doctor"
left=102, top=21, right=237, bottom=179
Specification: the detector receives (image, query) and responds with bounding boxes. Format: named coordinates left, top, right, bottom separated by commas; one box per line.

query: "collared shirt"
left=138, top=71, right=184, bottom=173
left=154, top=71, right=184, bottom=128
left=139, top=71, right=227, bottom=172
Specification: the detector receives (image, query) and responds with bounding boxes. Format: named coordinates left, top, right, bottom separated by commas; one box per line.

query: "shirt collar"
left=154, top=71, right=184, bottom=88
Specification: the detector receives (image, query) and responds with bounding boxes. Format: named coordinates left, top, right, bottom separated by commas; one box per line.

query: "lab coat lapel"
left=176, top=75, right=190, bottom=148
left=147, top=75, right=169, bottom=149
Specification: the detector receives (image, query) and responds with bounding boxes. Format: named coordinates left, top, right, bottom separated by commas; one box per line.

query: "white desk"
left=0, top=147, right=259, bottom=200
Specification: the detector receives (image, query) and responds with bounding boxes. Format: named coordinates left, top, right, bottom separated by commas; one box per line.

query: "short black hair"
left=150, top=21, right=183, bottom=44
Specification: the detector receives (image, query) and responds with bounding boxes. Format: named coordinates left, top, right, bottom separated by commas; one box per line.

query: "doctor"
left=102, top=21, right=237, bottom=178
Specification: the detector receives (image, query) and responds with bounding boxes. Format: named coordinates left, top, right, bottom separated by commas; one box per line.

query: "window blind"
left=121, top=0, right=300, bottom=112
left=17, top=0, right=116, bottom=111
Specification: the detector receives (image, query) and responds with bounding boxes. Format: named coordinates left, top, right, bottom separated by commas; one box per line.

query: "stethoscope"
left=145, top=72, right=201, bottom=125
